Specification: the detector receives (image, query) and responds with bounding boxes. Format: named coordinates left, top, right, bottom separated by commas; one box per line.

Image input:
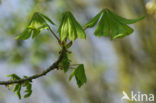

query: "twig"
left=0, top=26, right=89, bottom=85
left=49, top=27, right=60, bottom=42
left=83, top=26, right=88, bottom=31
left=0, top=47, right=66, bottom=85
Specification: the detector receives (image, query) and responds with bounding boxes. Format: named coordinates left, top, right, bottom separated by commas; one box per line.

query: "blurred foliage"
left=7, top=74, right=32, bottom=99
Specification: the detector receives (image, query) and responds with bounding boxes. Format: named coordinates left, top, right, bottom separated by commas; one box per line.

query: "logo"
left=121, top=91, right=154, bottom=102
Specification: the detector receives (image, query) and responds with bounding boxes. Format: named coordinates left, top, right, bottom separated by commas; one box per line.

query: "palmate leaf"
left=16, top=28, right=32, bottom=40
left=58, top=11, right=86, bottom=41
left=24, top=82, right=32, bottom=98
left=84, top=8, right=144, bottom=39
left=39, top=13, right=55, bottom=25
left=6, top=74, right=21, bottom=99
left=16, top=12, right=55, bottom=40
left=109, top=11, right=145, bottom=24
left=6, top=74, right=32, bottom=99
left=84, top=10, right=103, bottom=28
left=69, top=64, right=87, bottom=88
left=7, top=74, right=21, bottom=80
left=15, top=84, right=22, bottom=99
left=69, top=69, right=76, bottom=81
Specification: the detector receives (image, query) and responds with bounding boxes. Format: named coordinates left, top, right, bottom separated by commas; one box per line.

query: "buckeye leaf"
left=17, top=12, right=55, bottom=40
left=105, top=12, right=133, bottom=39
left=75, top=64, right=87, bottom=87
left=39, top=13, right=55, bottom=25
left=24, top=82, right=32, bottom=98
left=13, top=84, right=20, bottom=93
left=69, top=64, right=87, bottom=88
left=28, top=12, right=49, bottom=30
left=84, top=10, right=103, bottom=28
left=85, top=8, right=144, bottom=39
left=69, top=69, right=76, bottom=81
left=16, top=28, right=32, bottom=40
left=14, top=84, right=21, bottom=99
left=109, top=11, right=145, bottom=24
left=7, top=74, right=21, bottom=80
left=58, top=11, right=86, bottom=41
left=94, top=11, right=109, bottom=37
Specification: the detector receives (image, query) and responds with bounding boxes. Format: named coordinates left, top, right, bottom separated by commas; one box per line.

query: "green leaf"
left=39, top=13, right=55, bottom=25
left=70, top=14, right=86, bottom=39
left=58, top=13, right=69, bottom=41
left=69, top=64, right=87, bottom=88
left=84, top=10, right=103, bottom=28
left=94, top=11, right=109, bottom=37
left=16, top=12, right=55, bottom=40
left=16, top=28, right=32, bottom=40
left=13, top=84, right=19, bottom=92
left=59, top=53, right=70, bottom=72
left=58, top=11, right=86, bottom=41
left=109, top=10, right=145, bottom=24
left=28, top=12, right=49, bottom=30
left=74, top=64, right=87, bottom=87
left=85, top=8, right=144, bottom=39
left=24, top=90, right=32, bottom=98
left=69, top=69, right=76, bottom=81
left=7, top=75, right=33, bottom=99
left=15, top=84, right=21, bottom=99
left=66, top=41, right=73, bottom=48
left=32, top=29, right=40, bottom=38
left=107, top=12, right=133, bottom=39
left=7, top=74, right=21, bottom=80
left=24, top=82, right=32, bottom=98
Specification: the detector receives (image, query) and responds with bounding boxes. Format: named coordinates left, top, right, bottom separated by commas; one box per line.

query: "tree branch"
left=49, top=27, right=60, bottom=42
left=0, top=47, right=66, bottom=85
left=0, top=26, right=88, bottom=86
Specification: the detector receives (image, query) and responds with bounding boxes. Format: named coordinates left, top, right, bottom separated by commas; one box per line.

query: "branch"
left=0, top=47, right=66, bottom=85
left=0, top=26, right=88, bottom=85
left=49, top=27, right=60, bottom=42
left=83, top=26, right=88, bottom=31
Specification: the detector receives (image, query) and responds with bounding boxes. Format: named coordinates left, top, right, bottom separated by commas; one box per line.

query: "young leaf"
left=28, top=12, right=49, bottom=30
left=69, top=69, right=76, bottom=81
left=7, top=74, right=21, bottom=80
left=17, top=12, right=55, bottom=40
left=32, top=29, right=40, bottom=38
left=74, top=64, right=87, bottom=87
left=24, top=82, right=32, bottom=98
left=59, top=13, right=69, bottom=41
left=69, top=64, right=87, bottom=88
left=70, top=14, right=86, bottom=39
left=94, top=11, right=109, bottom=37
left=107, top=12, right=133, bottom=39
left=16, top=28, right=32, bottom=40
left=17, top=85, right=21, bottom=99
left=13, top=84, right=19, bottom=92
left=58, top=11, right=86, bottom=41
left=85, top=8, right=144, bottom=39
left=59, top=53, right=70, bottom=72
left=14, top=84, right=21, bottom=99
left=109, top=10, right=145, bottom=24
left=84, top=10, right=103, bottom=28
left=39, top=13, right=55, bottom=25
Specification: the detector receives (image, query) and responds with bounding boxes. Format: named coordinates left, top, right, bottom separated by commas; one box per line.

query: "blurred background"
left=0, top=0, right=156, bottom=103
